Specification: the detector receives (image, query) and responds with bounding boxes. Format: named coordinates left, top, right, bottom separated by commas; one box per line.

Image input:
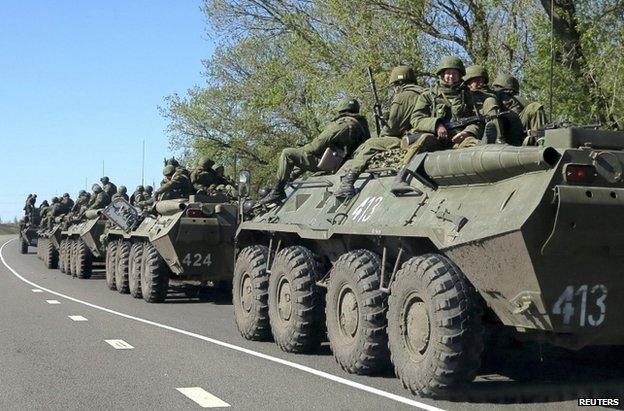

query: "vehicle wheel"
left=75, top=240, right=93, bottom=279
left=233, top=245, right=270, bottom=341
left=326, top=249, right=390, bottom=375
left=41, top=239, right=48, bottom=265
left=268, top=246, right=324, bottom=353
left=116, top=241, right=131, bottom=294
left=59, top=240, right=66, bottom=273
left=140, top=243, right=169, bottom=303
left=44, top=239, right=58, bottom=269
left=387, top=254, right=484, bottom=397
left=37, top=238, right=43, bottom=259
left=128, top=242, right=143, bottom=298
left=68, top=239, right=76, bottom=276
left=105, top=241, right=118, bottom=290
left=19, top=237, right=28, bottom=254
left=64, top=240, right=72, bottom=275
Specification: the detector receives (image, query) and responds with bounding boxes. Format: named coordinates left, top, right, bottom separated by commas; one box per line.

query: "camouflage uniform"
left=100, top=176, right=117, bottom=197
left=112, top=186, right=129, bottom=202
left=492, top=74, right=546, bottom=134
left=88, top=185, right=111, bottom=210
left=154, top=165, right=193, bottom=200
left=259, top=97, right=370, bottom=205
left=59, top=194, right=74, bottom=215
left=130, top=186, right=145, bottom=205
left=191, top=157, right=230, bottom=194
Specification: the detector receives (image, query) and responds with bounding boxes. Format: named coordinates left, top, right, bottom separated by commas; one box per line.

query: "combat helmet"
left=100, top=176, right=110, bottom=184
left=463, top=65, right=489, bottom=83
left=79, top=190, right=87, bottom=196
left=145, top=185, right=153, bottom=193
left=163, top=165, right=176, bottom=176
left=492, top=73, right=520, bottom=94
left=336, top=97, right=360, bottom=114
left=118, top=185, right=127, bottom=194
left=165, top=157, right=180, bottom=167
left=92, top=184, right=103, bottom=193
left=388, top=65, right=416, bottom=85
left=136, top=185, right=144, bottom=192
left=63, top=192, right=70, bottom=198
left=51, top=196, right=59, bottom=203
left=197, top=155, right=215, bottom=170
left=436, top=56, right=466, bottom=76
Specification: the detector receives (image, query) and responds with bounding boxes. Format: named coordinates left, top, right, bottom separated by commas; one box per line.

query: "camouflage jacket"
left=413, top=81, right=483, bottom=137
left=88, top=192, right=111, bottom=210
left=155, top=169, right=193, bottom=200
left=103, top=182, right=117, bottom=197
left=380, top=83, right=425, bottom=137
left=301, top=114, right=371, bottom=157
left=112, top=193, right=129, bottom=202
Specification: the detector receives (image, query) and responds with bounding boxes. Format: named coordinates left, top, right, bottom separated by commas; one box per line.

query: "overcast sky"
left=0, top=0, right=212, bottom=221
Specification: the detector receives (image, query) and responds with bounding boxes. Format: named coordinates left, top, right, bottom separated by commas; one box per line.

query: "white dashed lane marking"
left=176, top=387, right=231, bottom=408
left=32, top=289, right=43, bottom=293
left=46, top=300, right=61, bottom=304
left=68, top=315, right=88, bottom=322
left=105, top=339, right=134, bottom=350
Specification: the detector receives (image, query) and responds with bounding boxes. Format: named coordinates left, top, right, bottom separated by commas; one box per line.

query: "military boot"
left=258, top=182, right=286, bottom=205
left=333, top=170, right=359, bottom=199
left=483, top=120, right=501, bottom=144
left=390, top=167, right=423, bottom=196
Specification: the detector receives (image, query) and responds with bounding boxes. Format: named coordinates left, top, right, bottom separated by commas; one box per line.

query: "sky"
left=0, top=1, right=213, bottom=222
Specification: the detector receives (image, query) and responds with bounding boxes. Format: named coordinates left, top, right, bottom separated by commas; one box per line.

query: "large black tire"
left=268, top=246, right=324, bottom=353
left=19, top=237, right=28, bottom=254
left=42, top=239, right=48, bottom=265
left=233, top=245, right=271, bottom=341
left=59, top=240, right=67, bottom=273
left=44, top=239, right=58, bottom=269
left=105, top=241, right=118, bottom=290
left=69, top=239, right=77, bottom=276
left=116, top=241, right=131, bottom=294
left=75, top=240, right=93, bottom=279
left=128, top=242, right=143, bottom=298
left=387, top=254, right=484, bottom=397
left=63, top=240, right=72, bottom=275
left=325, top=249, right=390, bottom=375
left=140, top=243, right=170, bottom=303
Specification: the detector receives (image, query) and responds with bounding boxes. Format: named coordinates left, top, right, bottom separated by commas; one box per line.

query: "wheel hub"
left=403, top=294, right=430, bottom=360
left=338, top=286, right=359, bottom=339
left=240, top=273, right=253, bottom=313
left=277, top=277, right=292, bottom=321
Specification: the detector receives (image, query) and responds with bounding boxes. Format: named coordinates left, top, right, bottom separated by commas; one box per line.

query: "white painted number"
left=551, top=284, right=607, bottom=327
left=182, top=253, right=212, bottom=268
left=351, top=196, right=383, bottom=223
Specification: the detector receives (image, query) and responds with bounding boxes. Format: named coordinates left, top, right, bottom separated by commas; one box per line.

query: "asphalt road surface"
left=1, top=235, right=622, bottom=410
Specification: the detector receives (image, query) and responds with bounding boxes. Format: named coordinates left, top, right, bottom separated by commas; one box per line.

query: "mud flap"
left=541, top=185, right=624, bottom=255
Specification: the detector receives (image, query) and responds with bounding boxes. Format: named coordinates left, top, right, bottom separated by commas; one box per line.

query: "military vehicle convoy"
left=102, top=194, right=238, bottom=303
left=232, top=127, right=624, bottom=397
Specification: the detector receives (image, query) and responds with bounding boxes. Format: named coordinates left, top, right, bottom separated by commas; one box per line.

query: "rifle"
left=367, top=67, right=387, bottom=136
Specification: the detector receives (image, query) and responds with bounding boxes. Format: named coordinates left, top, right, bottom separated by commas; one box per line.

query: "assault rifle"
left=367, top=66, right=387, bottom=136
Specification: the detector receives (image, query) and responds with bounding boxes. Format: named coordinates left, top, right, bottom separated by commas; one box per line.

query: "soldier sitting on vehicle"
left=492, top=73, right=546, bottom=138
left=112, top=186, right=129, bottom=202
left=130, top=185, right=145, bottom=205
left=59, top=193, right=74, bottom=213
left=39, top=200, right=50, bottom=222
left=152, top=164, right=193, bottom=201
left=70, top=190, right=90, bottom=218
left=144, top=185, right=153, bottom=200
left=42, top=197, right=62, bottom=228
left=88, top=184, right=111, bottom=210
left=259, top=97, right=371, bottom=205
left=100, top=176, right=118, bottom=197
left=191, top=156, right=232, bottom=195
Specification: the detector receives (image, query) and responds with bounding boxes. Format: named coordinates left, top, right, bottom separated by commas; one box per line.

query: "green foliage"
left=161, top=0, right=623, bottom=188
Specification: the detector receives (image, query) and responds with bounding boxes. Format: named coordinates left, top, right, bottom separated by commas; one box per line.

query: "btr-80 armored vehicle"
left=58, top=210, right=107, bottom=279
left=37, top=221, right=64, bottom=269
left=103, top=194, right=238, bottom=303
left=233, top=127, right=624, bottom=397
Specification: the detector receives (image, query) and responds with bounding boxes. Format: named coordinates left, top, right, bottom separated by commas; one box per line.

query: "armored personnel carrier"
left=59, top=210, right=106, bottom=279
left=233, top=127, right=624, bottom=397
left=104, top=194, right=238, bottom=303
left=37, top=221, right=64, bottom=269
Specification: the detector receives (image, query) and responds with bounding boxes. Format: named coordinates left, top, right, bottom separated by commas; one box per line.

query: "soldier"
left=39, top=200, right=50, bottom=222
left=100, top=176, right=118, bottom=197
left=402, top=56, right=499, bottom=161
left=153, top=165, right=193, bottom=200
left=70, top=190, right=89, bottom=216
left=130, top=185, right=145, bottom=205
left=334, top=65, right=425, bottom=198
left=259, top=97, right=370, bottom=205
left=144, top=185, right=154, bottom=199
left=191, top=156, right=231, bottom=194
left=112, top=186, right=129, bottom=202
left=492, top=73, right=546, bottom=135
left=24, top=194, right=36, bottom=212
left=43, top=197, right=62, bottom=228
left=59, top=193, right=74, bottom=214
left=88, top=184, right=111, bottom=210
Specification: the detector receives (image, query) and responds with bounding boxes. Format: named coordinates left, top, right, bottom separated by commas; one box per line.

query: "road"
left=0, top=235, right=622, bottom=410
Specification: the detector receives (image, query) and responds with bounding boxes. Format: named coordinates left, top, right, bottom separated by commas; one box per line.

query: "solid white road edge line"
left=176, top=387, right=231, bottom=408
left=0, top=239, right=445, bottom=411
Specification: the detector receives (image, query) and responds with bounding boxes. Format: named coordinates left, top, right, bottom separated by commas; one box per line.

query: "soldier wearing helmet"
left=100, top=176, right=118, bottom=197
left=333, top=65, right=426, bottom=199
left=153, top=164, right=193, bottom=201
left=492, top=73, right=546, bottom=136
left=71, top=190, right=90, bottom=215
left=191, top=156, right=231, bottom=194
left=112, top=185, right=129, bottom=202
left=88, top=183, right=111, bottom=210
left=130, top=185, right=145, bottom=205
left=59, top=192, right=74, bottom=214
left=144, top=185, right=153, bottom=199
left=401, top=57, right=498, bottom=163
left=259, top=97, right=370, bottom=205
